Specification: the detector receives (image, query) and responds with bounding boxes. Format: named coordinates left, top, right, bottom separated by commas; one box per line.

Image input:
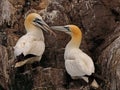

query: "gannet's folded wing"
left=65, top=60, right=86, bottom=76
left=27, top=40, right=45, bottom=56
left=75, top=50, right=95, bottom=76
left=65, top=49, right=95, bottom=77
left=78, top=50, right=95, bottom=74
left=14, top=35, right=45, bottom=57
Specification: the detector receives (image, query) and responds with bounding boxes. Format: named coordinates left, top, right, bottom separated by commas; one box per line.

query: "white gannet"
left=51, top=25, right=99, bottom=88
left=14, top=13, right=54, bottom=68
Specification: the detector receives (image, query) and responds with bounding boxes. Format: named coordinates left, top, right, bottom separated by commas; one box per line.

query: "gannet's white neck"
left=28, top=28, right=44, bottom=41
left=66, top=36, right=81, bottom=50
left=66, top=36, right=81, bottom=48
left=66, top=30, right=82, bottom=49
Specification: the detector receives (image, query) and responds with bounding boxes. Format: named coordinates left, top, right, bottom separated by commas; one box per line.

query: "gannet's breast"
left=64, top=48, right=95, bottom=77
left=14, top=32, right=45, bottom=57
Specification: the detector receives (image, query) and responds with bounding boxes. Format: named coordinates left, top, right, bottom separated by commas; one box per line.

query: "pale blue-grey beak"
left=51, top=26, right=71, bottom=35
left=33, top=18, right=56, bottom=36
left=33, top=18, right=51, bottom=32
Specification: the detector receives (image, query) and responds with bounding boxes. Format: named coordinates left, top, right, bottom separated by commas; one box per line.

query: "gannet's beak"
left=33, top=18, right=56, bottom=36
left=51, top=26, right=71, bottom=35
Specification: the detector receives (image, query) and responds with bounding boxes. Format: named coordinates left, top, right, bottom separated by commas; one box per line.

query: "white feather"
left=14, top=31, right=45, bottom=58
left=65, top=48, right=95, bottom=79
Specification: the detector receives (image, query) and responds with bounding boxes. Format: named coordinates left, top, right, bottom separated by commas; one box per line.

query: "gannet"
left=14, top=13, right=54, bottom=68
left=51, top=25, right=99, bottom=88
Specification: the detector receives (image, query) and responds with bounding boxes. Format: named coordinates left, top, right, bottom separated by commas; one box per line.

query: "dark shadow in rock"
left=0, top=85, right=4, bottom=90
left=64, top=71, right=88, bottom=89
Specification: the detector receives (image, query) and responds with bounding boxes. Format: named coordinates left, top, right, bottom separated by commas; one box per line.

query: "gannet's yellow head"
left=51, top=25, right=82, bottom=47
left=24, top=13, right=55, bottom=34
left=51, top=25, right=82, bottom=38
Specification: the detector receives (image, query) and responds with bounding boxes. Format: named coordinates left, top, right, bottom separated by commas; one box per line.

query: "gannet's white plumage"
left=14, top=13, right=53, bottom=68
left=51, top=25, right=96, bottom=83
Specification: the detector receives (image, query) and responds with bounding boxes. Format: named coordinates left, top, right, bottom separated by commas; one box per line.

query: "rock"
left=0, top=45, right=9, bottom=90
left=32, top=67, right=66, bottom=89
left=8, top=0, right=25, bottom=6
left=6, top=29, right=19, bottom=46
left=97, top=33, right=120, bottom=90
left=0, top=0, right=16, bottom=26
left=69, top=0, right=116, bottom=52
left=38, top=0, right=50, bottom=9
left=12, top=67, right=66, bottom=90
left=0, top=0, right=120, bottom=90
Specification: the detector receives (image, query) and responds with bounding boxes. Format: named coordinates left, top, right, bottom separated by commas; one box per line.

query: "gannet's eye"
left=33, top=18, right=42, bottom=25
left=64, top=26, right=70, bottom=32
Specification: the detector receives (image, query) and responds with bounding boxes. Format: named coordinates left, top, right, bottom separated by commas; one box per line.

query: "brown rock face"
left=0, top=0, right=120, bottom=90
left=32, top=67, right=66, bottom=90
left=0, top=45, right=9, bottom=90
left=97, top=26, right=120, bottom=90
